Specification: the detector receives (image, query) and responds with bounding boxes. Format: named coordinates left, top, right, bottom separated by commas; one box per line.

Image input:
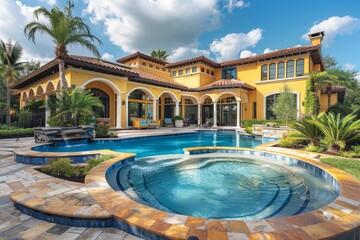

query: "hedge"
left=0, top=128, right=34, bottom=138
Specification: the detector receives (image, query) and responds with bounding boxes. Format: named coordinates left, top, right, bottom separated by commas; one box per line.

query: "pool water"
left=107, top=154, right=338, bottom=220
left=34, top=131, right=276, bottom=158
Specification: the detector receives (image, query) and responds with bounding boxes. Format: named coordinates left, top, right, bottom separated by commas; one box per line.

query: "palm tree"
left=50, top=86, right=103, bottom=126
left=150, top=49, right=168, bottom=61
left=24, top=1, right=102, bottom=90
left=0, top=40, right=24, bottom=127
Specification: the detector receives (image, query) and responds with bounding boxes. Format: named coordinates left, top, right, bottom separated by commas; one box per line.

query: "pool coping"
left=85, top=147, right=360, bottom=240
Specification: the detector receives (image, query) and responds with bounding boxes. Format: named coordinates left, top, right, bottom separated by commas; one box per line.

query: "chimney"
left=308, top=31, right=325, bottom=46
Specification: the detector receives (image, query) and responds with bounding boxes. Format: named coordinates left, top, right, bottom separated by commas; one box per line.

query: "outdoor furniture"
left=132, top=118, right=160, bottom=129
left=183, top=118, right=190, bottom=127
left=203, top=118, right=213, bottom=128
left=163, top=118, right=173, bottom=127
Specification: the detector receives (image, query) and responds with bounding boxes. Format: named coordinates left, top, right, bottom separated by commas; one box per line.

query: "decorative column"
left=236, top=100, right=241, bottom=128
left=197, top=103, right=201, bottom=127
left=125, top=95, right=129, bottom=128
left=45, top=95, right=50, bottom=127
left=213, top=101, right=217, bottom=127
left=116, top=93, right=122, bottom=128
left=153, top=99, right=157, bottom=120
left=175, top=101, right=180, bottom=116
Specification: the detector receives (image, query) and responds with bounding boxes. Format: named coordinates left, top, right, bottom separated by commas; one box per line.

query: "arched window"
left=277, top=62, right=285, bottom=79
left=286, top=60, right=294, bottom=78
left=269, top=63, right=276, bottom=80
left=261, top=64, right=268, bottom=81
left=296, top=58, right=304, bottom=76
left=90, top=88, right=109, bottom=118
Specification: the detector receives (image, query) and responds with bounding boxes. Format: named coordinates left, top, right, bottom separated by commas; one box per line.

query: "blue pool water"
left=34, top=131, right=276, bottom=158
left=107, top=154, right=338, bottom=220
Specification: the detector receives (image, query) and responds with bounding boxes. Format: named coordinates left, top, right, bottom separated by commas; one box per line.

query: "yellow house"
left=11, top=31, right=343, bottom=128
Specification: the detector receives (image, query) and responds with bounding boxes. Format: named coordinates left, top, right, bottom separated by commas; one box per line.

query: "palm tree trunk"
left=6, top=76, right=11, bottom=127
left=59, top=58, right=68, bottom=90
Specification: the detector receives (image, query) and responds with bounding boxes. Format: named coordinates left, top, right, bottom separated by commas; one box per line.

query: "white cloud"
left=224, top=0, right=249, bottom=13
left=101, top=52, right=115, bottom=62
left=263, top=48, right=277, bottom=54
left=39, top=0, right=56, bottom=5
left=210, top=28, right=262, bottom=61
left=239, top=50, right=256, bottom=58
left=344, top=63, right=356, bottom=71
left=168, top=47, right=211, bottom=62
left=0, top=0, right=54, bottom=64
left=84, top=0, right=221, bottom=54
left=302, top=16, right=360, bottom=47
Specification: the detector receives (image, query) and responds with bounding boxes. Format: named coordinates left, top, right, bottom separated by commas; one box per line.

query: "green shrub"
left=173, top=115, right=183, bottom=121
left=86, top=154, right=114, bottom=173
left=95, top=123, right=111, bottom=138
left=245, top=126, right=252, bottom=134
left=278, top=132, right=308, bottom=148
left=48, top=158, right=73, bottom=177
left=304, top=143, right=326, bottom=153
left=293, top=116, right=323, bottom=146
left=18, top=110, right=33, bottom=128
left=339, top=151, right=360, bottom=158
left=0, top=128, right=34, bottom=138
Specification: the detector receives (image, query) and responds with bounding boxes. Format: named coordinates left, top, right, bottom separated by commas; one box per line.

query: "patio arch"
left=200, top=94, right=215, bottom=103
left=28, top=88, right=35, bottom=99
left=45, top=81, right=56, bottom=94
left=80, top=77, right=123, bottom=94
left=157, top=90, right=179, bottom=102
left=180, top=94, right=199, bottom=104
left=35, top=85, right=45, bottom=97
left=215, top=91, right=240, bottom=102
left=127, top=86, right=155, bottom=100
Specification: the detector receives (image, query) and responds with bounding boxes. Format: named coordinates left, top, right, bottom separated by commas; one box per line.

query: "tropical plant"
left=304, top=73, right=319, bottom=115
left=49, top=86, right=103, bottom=126
left=0, top=40, right=24, bottom=126
left=309, top=113, right=360, bottom=153
left=293, top=115, right=324, bottom=146
left=24, top=1, right=102, bottom=90
left=150, top=49, right=168, bottom=61
left=271, top=84, right=297, bottom=126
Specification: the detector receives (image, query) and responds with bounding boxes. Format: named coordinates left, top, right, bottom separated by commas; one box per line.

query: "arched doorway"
left=218, top=96, right=237, bottom=126
left=128, top=89, right=153, bottom=126
left=90, top=88, right=109, bottom=118
left=201, top=97, right=214, bottom=125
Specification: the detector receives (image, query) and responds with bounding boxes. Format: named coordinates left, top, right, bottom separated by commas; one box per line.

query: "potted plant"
left=173, top=115, right=184, bottom=128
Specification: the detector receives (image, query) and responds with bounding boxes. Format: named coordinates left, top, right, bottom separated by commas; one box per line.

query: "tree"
left=271, top=84, right=297, bottom=126
left=49, top=86, right=103, bottom=126
left=150, top=49, right=168, bottom=61
left=24, top=1, right=102, bottom=90
left=0, top=40, right=24, bottom=127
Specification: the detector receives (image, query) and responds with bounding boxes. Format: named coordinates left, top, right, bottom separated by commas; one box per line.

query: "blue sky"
left=1, top=0, right=359, bottom=78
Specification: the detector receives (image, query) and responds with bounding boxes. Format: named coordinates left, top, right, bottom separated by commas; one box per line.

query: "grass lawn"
left=321, top=158, right=360, bottom=179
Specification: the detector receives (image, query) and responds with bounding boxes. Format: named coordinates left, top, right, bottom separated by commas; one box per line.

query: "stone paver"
left=0, top=137, right=139, bottom=240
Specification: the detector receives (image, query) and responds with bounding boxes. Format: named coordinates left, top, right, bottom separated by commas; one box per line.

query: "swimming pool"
left=106, top=153, right=338, bottom=220
left=34, top=130, right=276, bottom=158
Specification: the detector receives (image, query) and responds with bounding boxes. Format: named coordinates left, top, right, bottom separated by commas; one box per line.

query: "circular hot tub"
left=106, top=152, right=339, bottom=220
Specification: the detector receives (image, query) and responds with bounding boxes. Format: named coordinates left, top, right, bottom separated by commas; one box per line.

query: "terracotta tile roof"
left=166, top=56, right=220, bottom=69
left=116, top=51, right=168, bottom=65
left=131, top=68, right=188, bottom=89
left=198, top=79, right=255, bottom=91
left=67, top=55, right=134, bottom=73
left=221, top=45, right=322, bottom=67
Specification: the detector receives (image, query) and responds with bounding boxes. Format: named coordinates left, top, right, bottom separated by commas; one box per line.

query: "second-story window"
left=186, top=68, right=191, bottom=74
left=179, top=69, right=184, bottom=76
left=222, top=68, right=236, bottom=79
left=172, top=71, right=176, bottom=77
left=296, top=58, right=304, bottom=76
left=286, top=60, right=294, bottom=78
left=142, top=62, right=146, bottom=66
left=261, top=64, right=268, bottom=81
left=192, top=67, right=197, bottom=73
left=269, top=63, right=276, bottom=80
left=278, top=62, right=285, bottom=79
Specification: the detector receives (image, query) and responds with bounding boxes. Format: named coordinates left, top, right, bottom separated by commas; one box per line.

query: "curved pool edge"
left=85, top=147, right=360, bottom=240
